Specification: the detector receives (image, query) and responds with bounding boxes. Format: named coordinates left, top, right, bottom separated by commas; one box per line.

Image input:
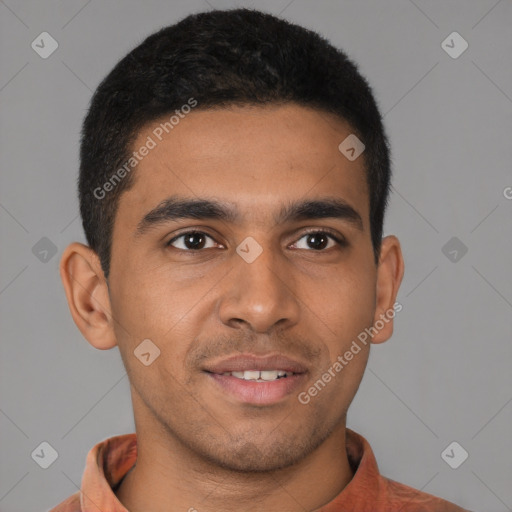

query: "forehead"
left=116, top=104, right=369, bottom=230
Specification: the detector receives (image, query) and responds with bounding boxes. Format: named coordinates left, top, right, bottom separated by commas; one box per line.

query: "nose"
left=217, top=241, right=301, bottom=333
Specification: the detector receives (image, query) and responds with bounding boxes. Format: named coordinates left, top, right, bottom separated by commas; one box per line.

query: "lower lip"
left=206, top=372, right=308, bottom=405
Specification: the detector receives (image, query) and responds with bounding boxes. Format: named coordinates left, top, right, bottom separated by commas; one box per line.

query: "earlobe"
left=371, top=235, right=404, bottom=344
left=59, top=242, right=118, bottom=350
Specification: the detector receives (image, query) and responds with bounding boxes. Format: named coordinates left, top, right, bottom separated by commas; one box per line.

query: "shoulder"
left=381, top=476, right=472, bottom=511
left=47, top=491, right=81, bottom=512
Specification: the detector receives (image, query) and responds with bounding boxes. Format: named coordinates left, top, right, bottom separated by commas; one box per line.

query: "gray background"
left=0, top=1, right=511, bottom=511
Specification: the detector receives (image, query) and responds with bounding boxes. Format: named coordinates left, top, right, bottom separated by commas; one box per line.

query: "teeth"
left=260, top=370, right=279, bottom=381
left=225, top=370, right=293, bottom=381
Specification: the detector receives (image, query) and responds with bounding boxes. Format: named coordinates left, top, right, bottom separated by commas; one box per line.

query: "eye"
left=166, top=229, right=346, bottom=252
left=291, top=230, right=346, bottom=251
left=166, top=231, right=220, bottom=250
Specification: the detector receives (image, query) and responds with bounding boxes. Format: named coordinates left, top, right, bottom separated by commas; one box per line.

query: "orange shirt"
left=49, top=429, right=470, bottom=511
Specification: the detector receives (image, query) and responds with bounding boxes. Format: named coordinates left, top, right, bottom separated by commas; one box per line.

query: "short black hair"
left=79, top=7, right=391, bottom=278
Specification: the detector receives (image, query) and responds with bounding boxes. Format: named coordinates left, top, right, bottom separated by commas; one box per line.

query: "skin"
left=60, top=104, right=404, bottom=512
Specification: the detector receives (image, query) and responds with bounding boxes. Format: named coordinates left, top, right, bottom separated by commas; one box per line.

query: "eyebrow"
left=134, top=195, right=364, bottom=237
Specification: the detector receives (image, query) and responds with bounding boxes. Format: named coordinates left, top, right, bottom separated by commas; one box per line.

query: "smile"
left=221, top=370, right=295, bottom=382
left=206, top=371, right=307, bottom=405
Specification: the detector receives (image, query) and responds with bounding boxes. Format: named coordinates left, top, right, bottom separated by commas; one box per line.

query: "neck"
left=115, top=419, right=354, bottom=512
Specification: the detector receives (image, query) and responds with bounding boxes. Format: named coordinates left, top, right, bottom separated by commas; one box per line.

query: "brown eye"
left=167, top=231, right=217, bottom=250
left=292, top=230, right=346, bottom=251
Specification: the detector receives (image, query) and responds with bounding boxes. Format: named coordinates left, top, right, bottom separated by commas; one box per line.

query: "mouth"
left=203, top=353, right=309, bottom=405
left=205, top=371, right=308, bottom=405
left=217, top=370, right=296, bottom=382
left=203, top=353, right=308, bottom=375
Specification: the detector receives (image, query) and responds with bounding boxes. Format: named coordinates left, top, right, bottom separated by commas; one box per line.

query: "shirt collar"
left=79, top=428, right=380, bottom=511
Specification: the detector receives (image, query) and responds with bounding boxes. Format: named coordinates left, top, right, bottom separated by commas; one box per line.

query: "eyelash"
left=165, top=229, right=347, bottom=252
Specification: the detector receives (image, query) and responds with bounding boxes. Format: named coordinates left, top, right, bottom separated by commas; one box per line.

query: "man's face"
left=108, top=104, right=378, bottom=471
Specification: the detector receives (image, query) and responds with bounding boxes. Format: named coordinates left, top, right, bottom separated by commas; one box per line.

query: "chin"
left=197, top=432, right=321, bottom=474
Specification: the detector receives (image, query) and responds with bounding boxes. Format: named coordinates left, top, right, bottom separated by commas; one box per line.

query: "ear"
left=371, top=235, right=404, bottom=344
left=59, top=242, right=117, bottom=350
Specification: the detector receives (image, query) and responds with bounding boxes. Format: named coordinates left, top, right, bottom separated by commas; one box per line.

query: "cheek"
left=309, top=263, right=376, bottom=349
left=109, top=264, right=195, bottom=338
left=109, top=266, right=212, bottom=384
left=293, top=263, right=375, bottom=409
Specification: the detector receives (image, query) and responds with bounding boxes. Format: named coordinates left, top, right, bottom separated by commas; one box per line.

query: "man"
left=53, top=7, right=470, bottom=512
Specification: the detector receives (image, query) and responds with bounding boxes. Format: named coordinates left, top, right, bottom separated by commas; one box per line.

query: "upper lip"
left=203, top=353, right=309, bottom=374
